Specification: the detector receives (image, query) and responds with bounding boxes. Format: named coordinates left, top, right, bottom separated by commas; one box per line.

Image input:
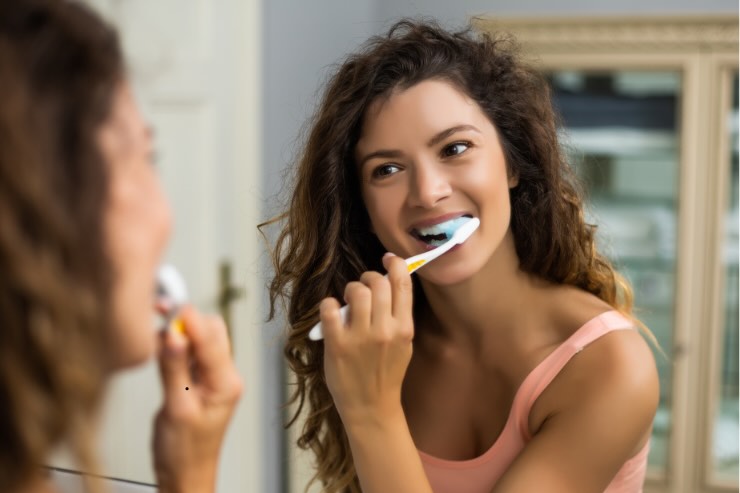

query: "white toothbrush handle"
left=307, top=248, right=450, bottom=340
left=403, top=243, right=452, bottom=275
left=308, top=305, right=349, bottom=341
left=307, top=257, right=410, bottom=341
left=307, top=218, right=479, bottom=341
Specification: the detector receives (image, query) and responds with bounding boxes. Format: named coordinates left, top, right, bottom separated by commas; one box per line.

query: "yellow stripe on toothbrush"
left=170, top=317, right=186, bottom=334
left=407, top=259, right=426, bottom=272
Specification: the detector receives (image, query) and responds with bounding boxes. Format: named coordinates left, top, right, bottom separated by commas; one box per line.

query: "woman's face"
left=356, top=79, right=517, bottom=285
left=98, top=82, right=172, bottom=368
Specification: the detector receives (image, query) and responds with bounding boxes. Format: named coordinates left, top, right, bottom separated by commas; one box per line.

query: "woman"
left=267, top=19, right=659, bottom=493
left=0, top=1, right=242, bottom=492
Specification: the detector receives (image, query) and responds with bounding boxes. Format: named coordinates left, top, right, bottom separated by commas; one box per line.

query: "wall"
left=260, top=3, right=379, bottom=491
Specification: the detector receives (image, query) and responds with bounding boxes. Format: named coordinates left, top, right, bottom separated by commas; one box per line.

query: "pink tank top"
left=418, top=310, right=650, bottom=493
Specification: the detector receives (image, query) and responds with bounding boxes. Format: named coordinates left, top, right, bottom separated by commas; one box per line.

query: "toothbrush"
left=155, top=263, right=188, bottom=334
left=308, top=217, right=480, bottom=341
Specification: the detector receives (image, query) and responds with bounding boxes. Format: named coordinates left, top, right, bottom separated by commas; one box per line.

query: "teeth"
left=415, top=216, right=472, bottom=245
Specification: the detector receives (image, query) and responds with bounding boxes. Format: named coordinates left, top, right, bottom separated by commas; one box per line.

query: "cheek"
left=104, top=174, right=171, bottom=368
left=106, top=175, right=172, bottom=306
left=363, top=188, right=402, bottom=236
left=152, top=180, right=173, bottom=247
left=105, top=179, right=136, bottom=262
left=109, top=173, right=171, bottom=258
left=361, top=184, right=383, bottom=230
left=465, top=151, right=511, bottom=201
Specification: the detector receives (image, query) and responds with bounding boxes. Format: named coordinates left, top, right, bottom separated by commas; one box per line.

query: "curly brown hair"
left=0, top=1, right=123, bottom=491
left=265, top=19, right=640, bottom=492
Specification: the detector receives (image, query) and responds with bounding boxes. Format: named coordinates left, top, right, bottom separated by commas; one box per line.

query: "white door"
left=49, top=1, right=263, bottom=491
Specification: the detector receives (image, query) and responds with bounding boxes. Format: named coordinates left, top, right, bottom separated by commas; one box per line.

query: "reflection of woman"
left=0, top=1, right=241, bottom=492
left=268, top=20, right=659, bottom=492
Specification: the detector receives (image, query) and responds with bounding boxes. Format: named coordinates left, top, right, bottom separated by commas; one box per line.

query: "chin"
left=109, top=317, right=157, bottom=370
left=115, top=344, right=155, bottom=369
left=417, top=264, right=478, bottom=286
left=422, top=246, right=488, bottom=281
left=123, top=341, right=156, bottom=368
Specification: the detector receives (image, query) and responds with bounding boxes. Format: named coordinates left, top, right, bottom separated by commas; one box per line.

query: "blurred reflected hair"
left=263, top=18, right=645, bottom=492
left=0, top=0, right=122, bottom=491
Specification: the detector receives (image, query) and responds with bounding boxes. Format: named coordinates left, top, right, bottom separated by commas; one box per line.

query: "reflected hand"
left=152, top=306, right=242, bottom=493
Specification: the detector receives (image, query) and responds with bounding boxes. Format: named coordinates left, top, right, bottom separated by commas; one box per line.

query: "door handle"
left=217, top=260, right=245, bottom=341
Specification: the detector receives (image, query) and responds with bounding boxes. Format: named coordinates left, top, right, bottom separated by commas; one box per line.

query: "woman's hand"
left=320, top=254, right=434, bottom=493
left=152, top=306, right=243, bottom=493
left=320, top=253, right=414, bottom=426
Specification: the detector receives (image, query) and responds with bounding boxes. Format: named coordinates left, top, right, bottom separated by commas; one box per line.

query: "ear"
left=508, top=171, right=519, bottom=188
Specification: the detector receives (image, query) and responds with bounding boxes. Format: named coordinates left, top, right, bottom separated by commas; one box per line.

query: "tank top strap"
left=510, top=310, right=636, bottom=439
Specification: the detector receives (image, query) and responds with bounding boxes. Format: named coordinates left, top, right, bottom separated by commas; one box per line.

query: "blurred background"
left=48, top=1, right=738, bottom=492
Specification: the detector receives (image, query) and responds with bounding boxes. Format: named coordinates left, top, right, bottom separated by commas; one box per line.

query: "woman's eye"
left=372, top=163, right=400, bottom=178
left=442, top=141, right=470, bottom=157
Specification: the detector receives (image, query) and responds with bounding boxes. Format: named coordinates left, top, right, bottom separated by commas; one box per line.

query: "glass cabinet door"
left=710, top=71, right=739, bottom=484
left=475, top=15, right=738, bottom=492
left=546, top=70, right=681, bottom=475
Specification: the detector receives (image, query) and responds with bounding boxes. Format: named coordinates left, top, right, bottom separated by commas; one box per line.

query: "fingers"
left=157, top=327, right=193, bottom=410
left=322, top=259, right=412, bottom=343
left=383, top=254, right=413, bottom=323
left=153, top=306, right=241, bottom=491
left=178, top=306, right=240, bottom=396
left=320, top=260, right=414, bottom=422
left=343, top=281, right=371, bottom=330
left=319, top=297, right=344, bottom=348
left=359, top=271, right=391, bottom=332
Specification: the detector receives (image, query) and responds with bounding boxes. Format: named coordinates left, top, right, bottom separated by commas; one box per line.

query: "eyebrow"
left=358, top=124, right=482, bottom=168
left=427, top=124, right=481, bottom=147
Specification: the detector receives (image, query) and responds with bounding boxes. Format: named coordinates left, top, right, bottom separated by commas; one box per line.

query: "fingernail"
left=166, top=328, right=188, bottom=355
left=383, top=252, right=397, bottom=258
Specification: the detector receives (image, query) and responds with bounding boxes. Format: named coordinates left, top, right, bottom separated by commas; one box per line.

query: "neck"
left=417, top=230, right=552, bottom=351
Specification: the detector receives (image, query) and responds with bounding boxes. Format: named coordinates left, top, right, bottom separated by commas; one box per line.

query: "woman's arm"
left=340, top=407, right=433, bottom=493
left=320, top=254, right=434, bottom=493
left=492, top=329, right=659, bottom=493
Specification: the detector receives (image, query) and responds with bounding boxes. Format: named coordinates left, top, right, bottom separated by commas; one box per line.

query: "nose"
left=407, top=162, right=452, bottom=208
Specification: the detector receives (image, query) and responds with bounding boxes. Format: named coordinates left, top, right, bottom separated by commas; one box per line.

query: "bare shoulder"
left=529, top=287, right=659, bottom=431
left=565, top=321, right=659, bottom=400
left=531, top=288, right=660, bottom=453
left=493, top=301, right=660, bottom=492
left=545, top=284, right=615, bottom=337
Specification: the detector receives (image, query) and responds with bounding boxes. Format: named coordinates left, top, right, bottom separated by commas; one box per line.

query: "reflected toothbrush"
left=155, top=263, right=188, bottom=334
left=308, top=217, right=480, bottom=341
